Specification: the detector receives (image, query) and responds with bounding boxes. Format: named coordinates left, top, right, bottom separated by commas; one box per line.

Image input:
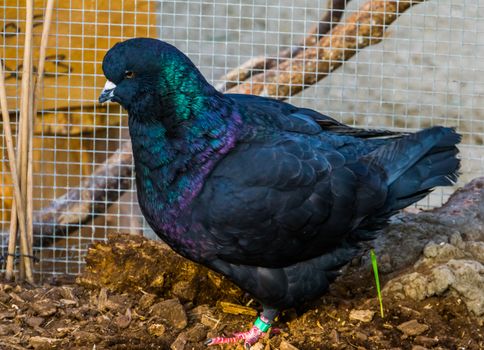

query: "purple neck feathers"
left=130, top=99, right=243, bottom=239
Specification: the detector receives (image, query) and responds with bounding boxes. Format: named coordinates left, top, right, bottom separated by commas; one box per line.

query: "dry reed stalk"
left=0, top=64, right=31, bottom=282
left=26, top=80, right=34, bottom=251
left=15, top=0, right=35, bottom=283
left=5, top=205, right=18, bottom=280
left=26, top=0, right=55, bottom=265
left=2, top=59, right=17, bottom=281
left=33, top=0, right=55, bottom=112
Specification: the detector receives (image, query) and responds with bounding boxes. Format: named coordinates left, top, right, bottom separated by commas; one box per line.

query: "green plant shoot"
left=370, top=249, right=384, bottom=318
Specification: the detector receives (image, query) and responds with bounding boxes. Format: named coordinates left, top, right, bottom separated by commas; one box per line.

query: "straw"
left=0, top=64, right=33, bottom=282
left=17, top=0, right=35, bottom=283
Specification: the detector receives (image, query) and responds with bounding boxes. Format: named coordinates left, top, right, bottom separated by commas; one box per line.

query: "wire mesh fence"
left=0, top=0, right=483, bottom=277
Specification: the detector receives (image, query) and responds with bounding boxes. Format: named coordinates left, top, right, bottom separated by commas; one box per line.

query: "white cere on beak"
left=104, top=80, right=117, bottom=91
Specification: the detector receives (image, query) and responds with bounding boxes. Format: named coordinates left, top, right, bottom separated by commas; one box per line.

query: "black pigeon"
left=99, top=38, right=460, bottom=347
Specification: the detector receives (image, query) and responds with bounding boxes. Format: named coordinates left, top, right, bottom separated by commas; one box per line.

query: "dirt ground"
left=0, top=261, right=482, bottom=350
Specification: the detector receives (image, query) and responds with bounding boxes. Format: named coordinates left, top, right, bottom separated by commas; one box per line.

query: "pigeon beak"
left=98, top=80, right=116, bottom=103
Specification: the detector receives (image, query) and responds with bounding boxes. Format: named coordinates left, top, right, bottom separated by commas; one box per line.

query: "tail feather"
left=363, top=126, right=461, bottom=213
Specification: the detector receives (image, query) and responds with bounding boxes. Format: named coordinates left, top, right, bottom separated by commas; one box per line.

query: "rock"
left=0, top=325, right=9, bottom=336
left=26, top=316, right=45, bottom=328
left=280, top=340, right=300, bottom=350
left=330, top=329, right=340, bottom=343
left=447, top=259, right=484, bottom=316
left=95, top=314, right=111, bottom=328
left=250, top=343, right=265, bottom=350
left=114, top=308, right=131, bottom=329
left=400, top=273, right=429, bottom=301
left=172, top=280, right=197, bottom=301
left=185, top=324, right=208, bottom=342
left=60, top=298, right=77, bottom=306
left=189, top=304, right=211, bottom=318
left=151, top=298, right=188, bottom=330
left=398, top=306, right=420, bottom=318
left=9, top=292, right=25, bottom=306
left=171, top=332, right=187, bottom=350
left=55, top=326, right=78, bottom=338
left=427, top=266, right=455, bottom=295
left=0, top=284, right=13, bottom=292
left=72, top=330, right=101, bottom=343
left=59, top=286, right=78, bottom=304
left=150, top=274, right=165, bottom=289
left=349, top=309, right=375, bottom=323
left=449, top=232, right=465, bottom=249
left=414, top=336, right=438, bottom=347
left=378, top=253, right=393, bottom=273
left=188, top=304, right=215, bottom=324
left=397, top=320, right=429, bottom=336
left=29, top=336, right=61, bottom=349
left=411, top=346, right=428, bottom=350
left=148, top=323, right=166, bottom=337
left=423, top=242, right=465, bottom=261
left=97, top=288, right=120, bottom=312
left=31, top=300, right=57, bottom=317
left=384, top=257, right=484, bottom=316
left=138, top=293, right=157, bottom=309
left=466, top=241, right=484, bottom=262
left=0, top=290, right=11, bottom=303
left=354, top=331, right=368, bottom=342
left=0, top=310, right=16, bottom=319
left=201, top=313, right=220, bottom=328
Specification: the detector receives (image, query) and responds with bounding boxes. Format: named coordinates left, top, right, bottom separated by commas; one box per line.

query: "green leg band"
left=253, top=316, right=272, bottom=332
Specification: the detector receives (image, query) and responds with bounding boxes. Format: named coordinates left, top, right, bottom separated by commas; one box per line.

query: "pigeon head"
left=99, top=38, right=216, bottom=122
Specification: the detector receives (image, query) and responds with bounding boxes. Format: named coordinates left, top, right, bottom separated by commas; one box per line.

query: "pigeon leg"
left=205, top=307, right=278, bottom=348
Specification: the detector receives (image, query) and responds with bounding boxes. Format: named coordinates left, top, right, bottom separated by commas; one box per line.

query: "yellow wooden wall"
left=0, top=1, right=155, bottom=225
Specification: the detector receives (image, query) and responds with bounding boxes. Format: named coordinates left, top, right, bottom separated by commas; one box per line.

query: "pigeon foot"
left=205, top=315, right=277, bottom=348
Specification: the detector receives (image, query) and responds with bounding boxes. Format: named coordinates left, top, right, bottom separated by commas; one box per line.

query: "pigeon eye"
left=125, top=70, right=135, bottom=79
